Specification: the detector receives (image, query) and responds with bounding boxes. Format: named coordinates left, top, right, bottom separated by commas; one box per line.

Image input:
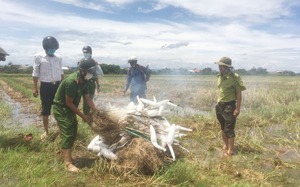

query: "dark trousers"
left=40, top=81, right=60, bottom=116
left=215, top=101, right=236, bottom=138
left=130, top=83, right=147, bottom=104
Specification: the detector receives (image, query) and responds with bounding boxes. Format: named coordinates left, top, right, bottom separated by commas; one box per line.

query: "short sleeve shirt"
left=217, top=71, right=246, bottom=102
left=32, top=52, right=63, bottom=82
left=53, top=72, right=89, bottom=108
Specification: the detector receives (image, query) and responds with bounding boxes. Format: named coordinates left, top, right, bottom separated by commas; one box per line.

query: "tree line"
left=0, top=63, right=297, bottom=76
left=153, top=67, right=296, bottom=76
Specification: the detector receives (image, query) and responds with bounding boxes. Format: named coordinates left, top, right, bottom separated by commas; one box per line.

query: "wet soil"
left=1, top=84, right=300, bottom=185
left=0, top=86, right=208, bottom=129
left=0, top=89, right=41, bottom=127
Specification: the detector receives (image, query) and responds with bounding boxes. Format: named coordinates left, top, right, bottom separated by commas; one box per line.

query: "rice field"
left=0, top=73, right=300, bottom=186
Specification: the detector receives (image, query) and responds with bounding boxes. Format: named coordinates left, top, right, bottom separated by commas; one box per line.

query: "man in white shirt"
left=32, top=36, right=64, bottom=140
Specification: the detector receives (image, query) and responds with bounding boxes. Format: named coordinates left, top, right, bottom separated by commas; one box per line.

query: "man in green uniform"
left=53, top=58, right=102, bottom=172
left=215, top=57, right=246, bottom=156
left=78, top=45, right=103, bottom=115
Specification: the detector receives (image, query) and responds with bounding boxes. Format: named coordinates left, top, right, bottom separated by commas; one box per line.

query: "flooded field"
left=0, top=89, right=41, bottom=127
left=1, top=74, right=300, bottom=186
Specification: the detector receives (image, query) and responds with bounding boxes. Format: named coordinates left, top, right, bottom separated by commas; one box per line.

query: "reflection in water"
left=0, top=89, right=41, bottom=127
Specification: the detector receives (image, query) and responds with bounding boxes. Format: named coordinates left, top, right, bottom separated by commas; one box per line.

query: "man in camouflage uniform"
left=215, top=57, right=246, bottom=156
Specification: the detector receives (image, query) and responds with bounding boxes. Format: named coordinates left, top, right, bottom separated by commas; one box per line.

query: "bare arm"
left=123, top=69, right=131, bottom=94
left=65, top=95, right=90, bottom=123
left=32, top=77, right=39, bottom=97
left=234, top=91, right=242, bottom=116
left=83, top=93, right=97, bottom=110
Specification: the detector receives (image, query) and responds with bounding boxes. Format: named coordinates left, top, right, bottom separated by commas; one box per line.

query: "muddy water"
left=0, top=89, right=41, bottom=127
left=1, top=91, right=208, bottom=128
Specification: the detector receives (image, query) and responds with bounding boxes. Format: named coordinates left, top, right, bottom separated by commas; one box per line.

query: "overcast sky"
left=1, top=0, right=300, bottom=72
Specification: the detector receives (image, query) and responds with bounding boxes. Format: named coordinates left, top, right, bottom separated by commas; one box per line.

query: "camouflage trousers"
left=215, top=101, right=236, bottom=138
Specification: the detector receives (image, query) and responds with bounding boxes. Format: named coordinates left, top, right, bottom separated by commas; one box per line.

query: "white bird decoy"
left=87, top=135, right=101, bottom=151
left=150, top=125, right=166, bottom=151
left=97, top=147, right=117, bottom=160
left=136, top=96, right=144, bottom=112
left=147, top=109, right=159, bottom=117
left=175, top=125, right=193, bottom=132
left=89, top=96, right=192, bottom=162
left=166, top=124, right=176, bottom=161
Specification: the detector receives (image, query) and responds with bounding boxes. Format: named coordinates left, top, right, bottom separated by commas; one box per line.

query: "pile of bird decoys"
left=87, top=96, right=193, bottom=174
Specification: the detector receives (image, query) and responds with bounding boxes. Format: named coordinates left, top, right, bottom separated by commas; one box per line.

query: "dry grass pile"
left=116, top=138, right=165, bottom=175
left=89, top=109, right=123, bottom=145
left=88, top=109, right=169, bottom=175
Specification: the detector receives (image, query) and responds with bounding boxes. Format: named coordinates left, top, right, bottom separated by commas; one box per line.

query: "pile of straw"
left=117, top=138, right=164, bottom=175
left=87, top=99, right=191, bottom=175
left=89, top=109, right=123, bottom=145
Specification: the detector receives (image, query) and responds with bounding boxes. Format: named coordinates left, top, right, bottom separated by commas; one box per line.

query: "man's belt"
left=218, top=100, right=236, bottom=106
left=41, top=81, right=61, bottom=85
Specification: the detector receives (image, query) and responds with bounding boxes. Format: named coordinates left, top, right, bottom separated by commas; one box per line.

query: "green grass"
left=0, top=98, right=11, bottom=119
left=1, top=74, right=300, bottom=186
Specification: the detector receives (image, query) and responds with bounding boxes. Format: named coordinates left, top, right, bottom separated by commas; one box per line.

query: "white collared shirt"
left=32, top=51, right=64, bottom=82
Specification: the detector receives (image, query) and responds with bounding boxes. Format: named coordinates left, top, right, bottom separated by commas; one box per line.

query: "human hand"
left=233, top=109, right=240, bottom=116
left=33, top=89, right=38, bottom=97
left=82, top=115, right=92, bottom=123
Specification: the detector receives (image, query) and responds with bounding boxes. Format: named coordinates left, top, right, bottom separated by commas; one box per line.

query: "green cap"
left=215, top=57, right=232, bottom=68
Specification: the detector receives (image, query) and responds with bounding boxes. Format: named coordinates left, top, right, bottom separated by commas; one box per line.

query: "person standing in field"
left=0, top=47, right=9, bottom=61
left=123, top=56, right=150, bottom=104
left=32, top=36, right=64, bottom=140
left=52, top=58, right=102, bottom=172
left=215, top=57, right=246, bottom=156
left=78, top=45, right=103, bottom=115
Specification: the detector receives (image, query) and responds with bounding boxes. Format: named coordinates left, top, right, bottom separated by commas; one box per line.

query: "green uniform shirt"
left=87, top=77, right=97, bottom=96
left=217, top=71, right=246, bottom=102
left=82, top=77, right=97, bottom=115
left=53, top=72, right=89, bottom=109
